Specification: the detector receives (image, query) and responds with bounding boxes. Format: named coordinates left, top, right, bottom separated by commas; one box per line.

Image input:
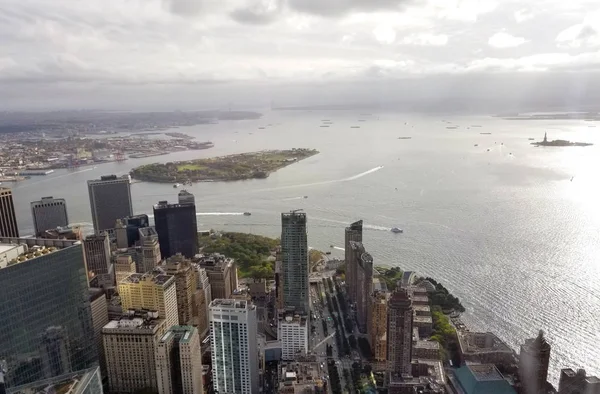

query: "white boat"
left=173, top=183, right=181, bottom=188
left=391, top=227, right=403, bottom=234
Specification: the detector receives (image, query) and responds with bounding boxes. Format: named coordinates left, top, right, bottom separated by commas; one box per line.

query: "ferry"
left=391, top=227, right=403, bottom=234
left=173, top=183, right=181, bottom=188
left=243, top=212, right=252, bottom=216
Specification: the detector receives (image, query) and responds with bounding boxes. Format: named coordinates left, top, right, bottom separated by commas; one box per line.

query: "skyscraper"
left=155, top=326, right=204, bottom=394
left=370, top=290, right=390, bottom=363
left=178, top=190, right=195, bottom=205
left=519, top=330, right=551, bottom=394
left=115, top=214, right=149, bottom=248
left=209, top=299, right=258, bottom=394
left=83, top=234, right=111, bottom=277
left=164, top=254, right=196, bottom=325
left=154, top=198, right=198, bottom=259
left=30, top=197, right=69, bottom=236
left=87, top=175, right=133, bottom=233
left=139, top=226, right=162, bottom=273
left=349, top=241, right=373, bottom=333
left=0, top=237, right=97, bottom=388
left=0, top=188, right=19, bottom=238
left=281, top=211, right=309, bottom=314
left=344, top=220, right=363, bottom=303
left=196, top=254, right=233, bottom=300
left=387, top=288, right=414, bottom=377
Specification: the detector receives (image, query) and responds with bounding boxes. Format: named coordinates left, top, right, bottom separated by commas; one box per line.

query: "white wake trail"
left=344, top=166, right=384, bottom=181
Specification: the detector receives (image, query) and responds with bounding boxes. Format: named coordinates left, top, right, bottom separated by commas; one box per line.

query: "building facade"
left=164, top=254, right=196, bottom=325
left=344, top=220, right=363, bottom=303
left=114, top=255, right=136, bottom=285
left=119, top=271, right=179, bottom=329
left=558, top=368, right=600, bottom=394
left=278, top=312, right=309, bottom=361
left=6, top=366, right=104, bottom=394
left=89, top=289, right=109, bottom=378
left=30, top=197, right=69, bottom=236
left=0, top=188, right=19, bottom=238
left=196, top=254, right=233, bottom=300
left=349, top=241, right=373, bottom=333
left=0, top=238, right=96, bottom=388
left=102, top=311, right=167, bottom=393
left=139, top=227, right=162, bottom=273
left=114, top=214, right=150, bottom=249
left=154, top=200, right=198, bottom=259
left=281, top=211, right=310, bottom=314
left=209, top=299, right=259, bottom=394
left=519, top=331, right=551, bottom=394
left=155, top=326, right=204, bottom=394
left=83, top=234, right=111, bottom=277
left=87, top=175, right=133, bottom=233
left=370, top=291, right=389, bottom=363
left=387, top=288, right=414, bottom=377
left=192, top=266, right=211, bottom=338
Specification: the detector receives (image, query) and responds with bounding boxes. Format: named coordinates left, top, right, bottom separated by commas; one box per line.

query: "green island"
left=198, top=232, right=324, bottom=279
left=130, top=148, right=319, bottom=183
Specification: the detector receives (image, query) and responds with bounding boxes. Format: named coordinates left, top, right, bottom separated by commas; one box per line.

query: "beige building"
left=164, top=254, right=196, bottom=325
left=156, top=326, right=204, bottom=394
left=192, top=266, right=211, bottom=339
left=89, top=288, right=109, bottom=378
left=115, top=255, right=136, bottom=285
left=119, top=271, right=178, bottom=328
left=196, top=254, right=235, bottom=300
left=139, top=227, right=162, bottom=273
left=102, top=311, right=167, bottom=393
left=370, top=290, right=389, bottom=363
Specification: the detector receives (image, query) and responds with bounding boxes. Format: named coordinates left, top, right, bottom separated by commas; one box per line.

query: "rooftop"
left=459, top=332, right=513, bottom=354
left=0, top=237, right=79, bottom=270
left=159, top=326, right=197, bottom=344
left=452, top=364, right=516, bottom=394
left=121, top=271, right=173, bottom=286
left=210, top=298, right=253, bottom=310
left=103, top=311, right=163, bottom=332
left=6, top=366, right=100, bottom=394
left=415, top=340, right=441, bottom=350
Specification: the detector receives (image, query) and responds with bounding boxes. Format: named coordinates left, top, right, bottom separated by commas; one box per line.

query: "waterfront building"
left=278, top=312, right=309, bottom=361
left=344, top=220, right=363, bottom=303
left=558, top=368, right=600, bottom=394
left=0, top=237, right=96, bottom=388
left=370, top=290, right=390, bottom=363
left=83, top=233, right=111, bottom=278
left=102, top=310, right=167, bottom=393
left=114, top=214, right=149, bottom=248
left=139, top=227, right=162, bottom=273
left=209, top=299, right=259, bottom=394
left=154, top=198, right=198, bottom=259
left=450, top=364, right=517, bottom=394
left=0, top=188, right=18, bottom=238
left=118, top=271, right=179, bottom=329
left=457, top=331, right=515, bottom=367
left=164, top=254, right=196, bottom=325
left=519, top=331, right=551, bottom=394
left=387, top=288, right=414, bottom=377
left=281, top=211, right=310, bottom=315
left=87, top=175, right=133, bottom=233
left=89, top=289, right=109, bottom=378
left=155, top=326, right=204, bottom=394
left=6, top=366, right=103, bottom=394
left=349, top=241, right=373, bottom=333
left=195, top=254, right=234, bottom=300
left=30, top=196, right=69, bottom=236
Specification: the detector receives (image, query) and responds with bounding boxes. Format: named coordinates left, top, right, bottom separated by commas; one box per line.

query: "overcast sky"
left=1, top=0, right=599, bottom=111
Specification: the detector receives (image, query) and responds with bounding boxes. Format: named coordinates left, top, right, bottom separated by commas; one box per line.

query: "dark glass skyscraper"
left=30, top=197, right=69, bottom=236
left=153, top=198, right=198, bottom=259
left=0, top=188, right=19, bottom=238
left=0, top=237, right=97, bottom=388
left=344, top=220, right=363, bottom=304
left=87, top=175, right=133, bottom=233
left=281, top=210, right=309, bottom=314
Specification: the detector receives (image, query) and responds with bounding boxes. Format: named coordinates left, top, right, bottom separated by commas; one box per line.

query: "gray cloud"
left=287, top=0, right=413, bottom=17
left=162, top=0, right=209, bottom=16
left=230, top=0, right=283, bottom=25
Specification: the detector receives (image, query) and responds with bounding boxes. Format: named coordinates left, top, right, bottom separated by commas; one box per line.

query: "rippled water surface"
left=11, top=111, right=600, bottom=384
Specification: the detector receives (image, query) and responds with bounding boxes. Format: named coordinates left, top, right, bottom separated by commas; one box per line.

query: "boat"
left=243, top=212, right=251, bottom=216
left=320, top=125, right=330, bottom=128
left=474, top=144, right=479, bottom=147
left=330, top=245, right=334, bottom=248
left=258, top=127, right=265, bottom=129
left=351, top=126, right=361, bottom=129
left=391, top=227, right=403, bottom=234
left=325, top=251, right=332, bottom=255
left=173, top=183, right=181, bottom=188
left=303, top=196, right=308, bottom=199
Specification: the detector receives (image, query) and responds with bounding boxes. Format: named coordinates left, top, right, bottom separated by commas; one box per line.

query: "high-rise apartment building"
left=196, top=254, right=234, bottom=300
left=519, top=331, right=551, bottom=394
left=0, top=188, right=19, bottom=238
left=89, top=289, right=109, bottom=378
left=103, top=311, right=167, bottom=393
left=156, top=326, right=204, bottom=394
left=164, top=254, right=196, bottom=325
left=278, top=312, right=309, bottom=361
left=154, top=198, right=198, bottom=259
left=139, top=227, right=162, bottom=273
left=0, top=237, right=96, bottom=388
left=83, top=234, right=111, bottom=277
left=370, top=290, right=390, bottom=363
left=281, top=211, right=309, bottom=314
left=87, top=175, right=133, bottom=233
left=119, top=271, right=179, bottom=328
left=349, top=241, right=373, bottom=333
left=209, top=299, right=259, bottom=394
left=344, top=220, right=363, bottom=303
left=30, top=197, right=69, bottom=236
left=387, top=288, right=414, bottom=377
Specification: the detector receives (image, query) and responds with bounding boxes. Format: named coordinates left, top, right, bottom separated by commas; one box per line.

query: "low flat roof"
left=0, top=244, right=18, bottom=253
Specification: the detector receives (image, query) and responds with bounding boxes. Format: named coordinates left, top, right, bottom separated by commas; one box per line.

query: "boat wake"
left=310, top=217, right=390, bottom=232
left=148, top=212, right=245, bottom=218
left=344, top=166, right=384, bottom=181
left=334, top=247, right=345, bottom=251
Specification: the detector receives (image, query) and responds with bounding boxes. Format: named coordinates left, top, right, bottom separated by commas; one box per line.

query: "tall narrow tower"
left=0, top=188, right=19, bottom=238
left=281, top=210, right=309, bottom=314
left=344, top=220, right=363, bottom=303
left=87, top=175, right=133, bottom=233
left=387, top=288, right=413, bottom=377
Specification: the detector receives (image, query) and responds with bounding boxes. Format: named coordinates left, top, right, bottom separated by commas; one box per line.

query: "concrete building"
left=344, top=220, right=363, bottom=303
left=387, top=288, right=414, bottom=377
left=114, top=255, right=136, bottom=285
left=114, top=214, right=149, bottom=249
left=413, top=341, right=440, bottom=360
left=178, top=189, right=195, bottom=205
left=457, top=332, right=515, bottom=366
left=40, top=225, right=82, bottom=240
left=209, top=299, right=259, bottom=394
left=87, top=175, right=133, bottom=233
left=30, top=197, right=69, bottom=236
left=164, top=254, right=196, bottom=325
left=281, top=211, right=310, bottom=315
left=0, top=237, right=97, bottom=388
left=192, top=266, right=211, bottom=338
left=156, top=326, right=204, bottom=394
left=278, top=312, right=309, bottom=361
left=139, top=227, right=162, bottom=273
left=154, top=199, right=198, bottom=259
left=83, top=234, right=112, bottom=284
left=196, top=254, right=234, bottom=300
left=102, top=311, right=167, bottom=393
left=119, top=271, right=179, bottom=329
left=558, top=368, right=600, bottom=394
left=348, top=241, right=373, bottom=333
left=0, top=188, right=18, bottom=238
left=278, top=360, right=326, bottom=393
left=450, top=364, right=516, bottom=394
left=89, top=289, right=109, bottom=378
left=6, top=366, right=103, bottom=394
left=370, top=290, right=389, bottom=363
left=519, top=331, right=551, bottom=394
